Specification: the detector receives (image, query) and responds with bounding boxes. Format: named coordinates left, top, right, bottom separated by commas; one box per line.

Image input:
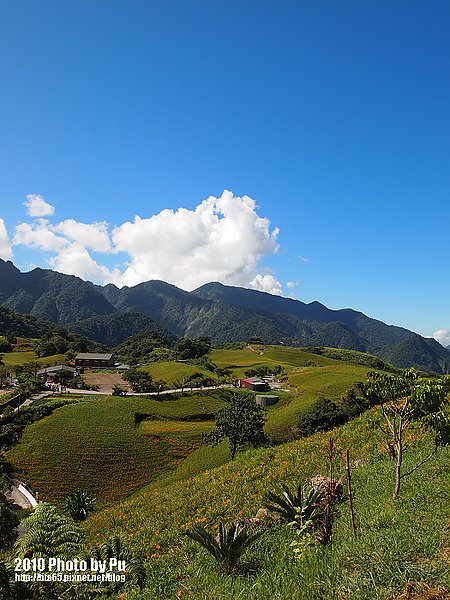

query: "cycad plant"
left=62, top=490, right=95, bottom=522
left=186, top=519, right=265, bottom=573
left=265, top=484, right=324, bottom=526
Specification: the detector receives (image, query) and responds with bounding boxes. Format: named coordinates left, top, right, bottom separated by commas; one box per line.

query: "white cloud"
left=248, top=274, right=283, bottom=296
left=432, top=329, right=450, bottom=347
left=24, top=194, right=55, bottom=217
left=286, top=280, right=299, bottom=299
left=0, top=219, right=12, bottom=260
left=11, top=189, right=283, bottom=293
left=111, top=190, right=281, bottom=291
left=13, top=220, right=67, bottom=252
left=298, top=255, right=310, bottom=263
left=54, top=220, right=111, bottom=252
left=49, top=243, right=121, bottom=285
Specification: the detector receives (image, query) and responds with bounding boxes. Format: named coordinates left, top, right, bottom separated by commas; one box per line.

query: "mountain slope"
left=1, top=260, right=449, bottom=372
left=0, top=260, right=115, bottom=323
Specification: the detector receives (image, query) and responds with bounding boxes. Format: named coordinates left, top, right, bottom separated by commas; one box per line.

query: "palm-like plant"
left=186, top=519, right=265, bottom=573
left=265, top=484, right=324, bottom=525
left=62, top=490, right=95, bottom=521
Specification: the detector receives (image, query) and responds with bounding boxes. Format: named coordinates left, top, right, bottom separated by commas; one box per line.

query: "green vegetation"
left=203, top=390, right=268, bottom=459
left=5, top=392, right=226, bottom=505
left=81, top=411, right=449, bottom=599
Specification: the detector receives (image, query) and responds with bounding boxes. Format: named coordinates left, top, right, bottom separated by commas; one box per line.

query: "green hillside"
left=83, top=411, right=450, bottom=599
left=5, top=392, right=227, bottom=506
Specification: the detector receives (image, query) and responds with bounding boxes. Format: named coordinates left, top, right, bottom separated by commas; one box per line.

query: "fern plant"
left=17, top=502, right=85, bottom=559
left=186, top=519, right=265, bottom=573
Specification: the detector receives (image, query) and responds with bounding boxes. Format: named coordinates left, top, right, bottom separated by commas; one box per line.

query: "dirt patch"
left=82, top=372, right=131, bottom=394
left=390, top=582, right=450, bottom=600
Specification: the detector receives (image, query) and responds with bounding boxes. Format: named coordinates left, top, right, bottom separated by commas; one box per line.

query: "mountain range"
left=0, top=258, right=449, bottom=374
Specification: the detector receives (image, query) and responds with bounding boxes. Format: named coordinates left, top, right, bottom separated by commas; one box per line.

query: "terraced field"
left=6, top=393, right=225, bottom=505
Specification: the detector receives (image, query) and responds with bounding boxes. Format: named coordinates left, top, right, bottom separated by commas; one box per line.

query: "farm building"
left=239, top=377, right=269, bottom=392
left=248, top=335, right=264, bottom=345
left=37, top=365, right=77, bottom=377
left=75, top=353, right=114, bottom=368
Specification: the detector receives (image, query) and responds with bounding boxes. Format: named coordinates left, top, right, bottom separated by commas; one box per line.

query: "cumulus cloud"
left=111, top=190, right=280, bottom=291
left=24, top=194, right=55, bottom=217
left=248, top=274, right=283, bottom=296
left=0, top=219, right=12, bottom=260
left=433, top=329, right=450, bottom=347
left=13, top=220, right=67, bottom=252
left=49, top=243, right=121, bottom=285
left=54, top=220, right=112, bottom=252
left=11, top=189, right=283, bottom=294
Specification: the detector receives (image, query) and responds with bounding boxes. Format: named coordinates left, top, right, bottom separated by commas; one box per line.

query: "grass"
left=1, top=351, right=66, bottom=366
left=83, top=411, right=450, bottom=599
left=140, top=361, right=216, bottom=386
left=6, top=392, right=227, bottom=506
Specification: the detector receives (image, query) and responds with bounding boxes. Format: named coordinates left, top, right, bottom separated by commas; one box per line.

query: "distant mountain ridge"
left=0, top=259, right=449, bottom=373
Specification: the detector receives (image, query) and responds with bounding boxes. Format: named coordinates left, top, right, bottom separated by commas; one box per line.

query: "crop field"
left=84, top=412, right=450, bottom=599
left=6, top=392, right=226, bottom=506
left=210, top=345, right=336, bottom=378
left=140, top=361, right=216, bottom=385
left=1, top=351, right=66, bottom=367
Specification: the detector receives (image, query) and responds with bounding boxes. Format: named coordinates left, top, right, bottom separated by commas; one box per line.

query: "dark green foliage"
left=61, top=490, right=95, bottom=521
left=244, top=365, right=283, bottom=377
left=176, top=336, right=211, bottom=359
left=0, top=305, right=52, bottom=339
left=17, top=502, right=85, bottom=558
left=0, top=336, right=12, bottom=352
left=112, top=384, right=127, bottom=396
left=297, top=398, right=349, bottom=437
left=203, top=390, right=268, bottom=459
left=69, top=311, right=174, bottom=347
left=122, top=369, right=154, bottom=392
left=265, top=484, right=324, bottom=524
left=186, top=519, right=265, bottom=573
left=82, top=534, right=146, bottom=591
left=34, top=327, right=105, bottom=358
left=303, top=346, right=391, bottom=370
left=113, top=330, right=172, bottom=363
left=0, top=498, right=19, bottom=549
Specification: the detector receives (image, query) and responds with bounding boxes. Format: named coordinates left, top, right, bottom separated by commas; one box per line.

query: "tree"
left=203, top=391, right=268, bottom=459
left=176, top=337, right=211, bottom=359
left=365, top=368, right=450, bottom=497
left=122, top=369, right=154, bottom=392
left=0, top=499, right=19, bottom=549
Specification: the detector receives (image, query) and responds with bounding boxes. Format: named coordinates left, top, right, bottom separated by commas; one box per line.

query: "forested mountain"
left=0, top=259, right=449, bottom=373
left=69, top=312, right=175, bottom=347
left=0, top=260, right=115, bottom=323
left=0, top=306, right=53, bottom=338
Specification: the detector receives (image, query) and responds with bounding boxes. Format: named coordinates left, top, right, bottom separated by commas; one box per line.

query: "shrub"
left=297, top=398, right=348, bottom=436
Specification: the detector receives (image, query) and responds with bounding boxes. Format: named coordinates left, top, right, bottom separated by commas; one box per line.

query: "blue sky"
left=0, top=1, right=450, bottom=342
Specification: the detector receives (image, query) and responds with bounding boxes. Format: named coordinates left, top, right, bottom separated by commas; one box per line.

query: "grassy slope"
left=1, top=351, right=66, bottom=366
left=140, top=361, right=216, bottom=385
left=6, top=393, right=225, bottom=505
left=84, top=412, right=450, bottom=600
left=6, top=347, right=369, bottom=505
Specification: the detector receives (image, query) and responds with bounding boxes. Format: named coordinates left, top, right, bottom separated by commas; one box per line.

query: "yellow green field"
left=1, top=351, right=66, bottom=366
